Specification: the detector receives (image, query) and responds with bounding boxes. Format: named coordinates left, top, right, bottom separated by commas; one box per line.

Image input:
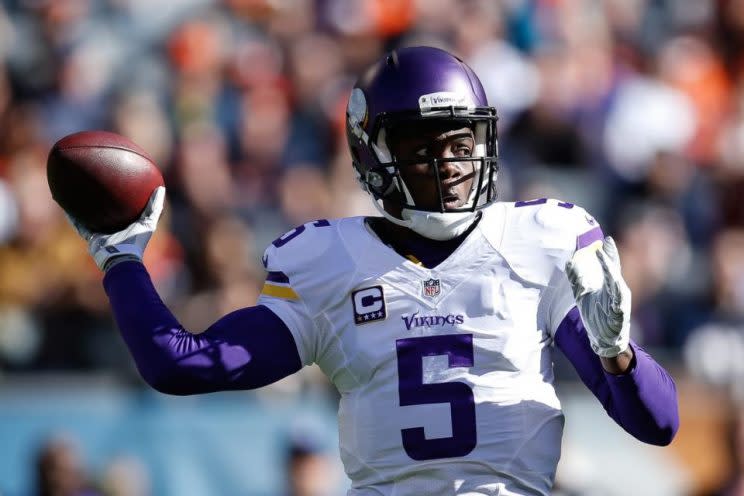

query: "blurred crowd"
left=27, top=429, right=338, bottom=496
left=2, top=0, right=744, bottom=493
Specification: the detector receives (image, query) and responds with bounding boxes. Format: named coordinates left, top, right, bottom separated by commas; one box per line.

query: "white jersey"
left=257, top=199, right=603, bottom=496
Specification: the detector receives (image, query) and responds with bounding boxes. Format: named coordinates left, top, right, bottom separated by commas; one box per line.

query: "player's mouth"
left=440, top=172, right=474, bottom=209
left=442, top=191, right=463, bottom=209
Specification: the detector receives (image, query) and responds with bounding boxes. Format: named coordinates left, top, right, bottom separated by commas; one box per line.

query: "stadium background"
left=0, top=0, right=742, bottom=494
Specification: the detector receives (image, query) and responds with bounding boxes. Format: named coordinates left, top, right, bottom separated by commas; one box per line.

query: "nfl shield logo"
left=423, top=278, right=441, bottom=297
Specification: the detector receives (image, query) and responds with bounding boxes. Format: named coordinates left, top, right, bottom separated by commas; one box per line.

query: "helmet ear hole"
left=386, top=51, right=399, bottom=68
left=367, top=171, right=384, bottom=189
left=365, top=169, right=394, bottom=197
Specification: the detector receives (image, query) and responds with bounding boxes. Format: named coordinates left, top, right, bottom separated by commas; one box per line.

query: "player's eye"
left=453, top=144, right=472, bottom=157
left=415, top=147, right=428, bottom=157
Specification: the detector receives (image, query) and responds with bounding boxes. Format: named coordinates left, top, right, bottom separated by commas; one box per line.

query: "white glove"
left=67, top=187, right=165, bottom=272
left=565, top=236, right=631, bottom=358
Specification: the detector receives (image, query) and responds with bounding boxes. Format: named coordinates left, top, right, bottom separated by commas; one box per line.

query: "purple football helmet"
left=346, top=46, right=499, bottom=216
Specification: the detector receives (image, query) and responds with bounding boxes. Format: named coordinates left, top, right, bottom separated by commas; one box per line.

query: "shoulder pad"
left=261, top=219, right=356, bottom=314
left=484, top=199, right=603, bottom=286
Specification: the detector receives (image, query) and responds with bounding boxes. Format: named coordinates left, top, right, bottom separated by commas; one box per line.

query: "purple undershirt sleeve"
left=554, top=307, right=679, bottom=446
left=102, top=260, right=302, bottom=395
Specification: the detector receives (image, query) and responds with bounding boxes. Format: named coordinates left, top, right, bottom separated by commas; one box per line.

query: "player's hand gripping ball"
left=46, top=130, right=164, bottom=233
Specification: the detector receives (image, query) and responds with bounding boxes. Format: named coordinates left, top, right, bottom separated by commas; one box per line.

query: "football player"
left=68, top=46, right=678, bottom=495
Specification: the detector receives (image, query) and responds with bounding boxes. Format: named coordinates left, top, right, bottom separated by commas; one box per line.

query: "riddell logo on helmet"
left=418, top=92, right=472, bottom=111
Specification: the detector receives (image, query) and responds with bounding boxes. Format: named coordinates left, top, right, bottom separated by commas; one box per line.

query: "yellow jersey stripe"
left=405, top=254, right=423, bottom=265
left=261, top=283, right=299, bottom=300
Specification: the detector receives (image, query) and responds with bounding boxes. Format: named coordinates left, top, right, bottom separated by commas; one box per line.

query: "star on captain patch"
left=422, top=278, right=441, bottom=298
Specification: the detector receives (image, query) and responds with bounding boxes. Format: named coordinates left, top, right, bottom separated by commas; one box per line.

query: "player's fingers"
left=565, top=261, right=584, bottom=295
left=565, top=260, right=575, bottom=278
left=64, top=212, right=92, bottom=240
left=610, top=289, right=623, bottom=315
left=602, top=236, right=620, bottom=265
left=567, top=277, right=582, bottom=299
left=608, top=298, right=622, bottom=315
left=143, top=186, right=166, bottom=225
left=599, top=258, right=625, bottom=328
left=148, top=186, right=165, bottom=211
left=596, top=249, right=614, bottom=291
left=567, top=276, right=585, bottom=301
left=565, top=261, right=579, bottom=285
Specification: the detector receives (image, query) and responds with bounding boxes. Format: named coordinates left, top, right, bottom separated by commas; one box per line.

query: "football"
left=47, top=130, right=164, bottom=233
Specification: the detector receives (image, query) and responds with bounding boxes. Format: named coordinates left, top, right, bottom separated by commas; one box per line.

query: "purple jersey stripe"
left=576, top=226, right=604, bottom=250
left=515, top=198, right=547, bottom=207
left=266, top=271, right=290, bottom=284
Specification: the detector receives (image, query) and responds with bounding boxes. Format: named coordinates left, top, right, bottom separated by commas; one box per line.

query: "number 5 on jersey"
left=396, top=334, right=477, bottom=460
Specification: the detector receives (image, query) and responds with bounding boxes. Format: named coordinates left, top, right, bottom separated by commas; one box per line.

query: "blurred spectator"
left=0, top=63, right=12, bottom=158
left=110, top=89, right=174, bottom=172
left=264, top=0, right=316, bottom=43
left=284, top=433, right=338, bottom=496
left=99, top=455, right=151, bottom=496
left=712, top=405, right=744, bottom=496
left=0, top=150, right=106, bottom=370
left=616, top=202, right=699, bottom=347
left=278, top=165, right=332, bottom=226
left=456, top=3, right=540, bottom=131
left=715, top=0, right=744, bottom=78
left=234, top=84, right=291, bottom=205
left=173, top=121, right=235, bottom=218
left=328, top=143, right=377, bottom=219
left=643, top=151, right=722, bottom=256
left=175, top=215, right=261, bottom=330
left=39, top=36, right=118, bottom=142
left=685, top=228, right=744, bottom=401
left=603, top=70, right=697, bottom=182
left=0, top=178, right=19, bottom=243
left=35, top=435, right=100, bottom=496
left=658, top=35, right=732, bottom=167
left=504, top=46, right=588, bottom=172
left=0, top=6, right=12, bottom=60
left=717, top=81, right=744, bottom=176
left=227, top=34, right=284, bottom=91
left=283, top=33, right=342, bottom=167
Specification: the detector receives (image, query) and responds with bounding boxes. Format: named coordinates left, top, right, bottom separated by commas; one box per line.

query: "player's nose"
left=435, top=150, right=463, bottom=180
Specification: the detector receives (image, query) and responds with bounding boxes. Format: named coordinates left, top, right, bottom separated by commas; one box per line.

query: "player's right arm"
left=69, top=189, right=304, bottom=395
left=103, top=261, right=302, bottom=394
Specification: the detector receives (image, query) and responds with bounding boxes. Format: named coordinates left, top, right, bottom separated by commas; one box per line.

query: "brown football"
left=47, top=130, right=164, bottom=233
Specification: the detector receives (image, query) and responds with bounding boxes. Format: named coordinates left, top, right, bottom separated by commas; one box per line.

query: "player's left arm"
left=555, top=307, right=679, bottom=446
left=552, top=219, right=679, bottom=445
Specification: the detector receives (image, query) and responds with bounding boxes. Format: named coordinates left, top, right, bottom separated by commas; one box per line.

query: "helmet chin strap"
left=369, top=198, right=478, bottom=241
